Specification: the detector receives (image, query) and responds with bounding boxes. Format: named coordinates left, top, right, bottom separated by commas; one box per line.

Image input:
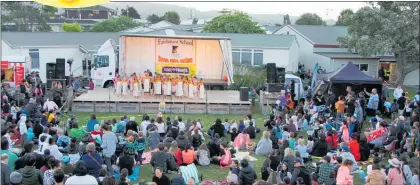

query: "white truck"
left=91, top=34, right=234, bottom=89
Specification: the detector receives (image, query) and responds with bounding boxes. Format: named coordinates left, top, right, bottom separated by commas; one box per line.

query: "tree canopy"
left=162, top=11, right=181, bottom=25
left=335, top=9, right=354, bottom=26
left=146, top=14, right=162, bottom=24
left=1, top=2, right=57, bottom=32
left=295, top=13, right=326, bottom=25
left=62, top=22, right=82, bottom=32
left=338, top=2, right=419, bottom=83
left=203, top=10, right=265, bottom=34
left=283, top=14, right=291, bottom=25
left=121, top=6, right=141, bottom=19
left=90, top=16, right=142, bottom=32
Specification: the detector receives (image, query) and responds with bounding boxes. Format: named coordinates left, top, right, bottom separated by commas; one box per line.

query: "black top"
left=118, top=155, right=135, bottom=175
left=152, top=174, right=171, bottom=185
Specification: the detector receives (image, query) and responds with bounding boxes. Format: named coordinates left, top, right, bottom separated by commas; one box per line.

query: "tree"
left=62, top=22, right=82, bottom=32
left=338, top=2, right=419, bottom=83
left=1, top=2, right=57, bottom=32
left=295, top=13, right=326, bottom=25
left=203, top=11, right=265, bottom=34
left=283, top=14, right=291, bottom=25
left=90, top=16, right=142, bottom=32
left=163, top=11, right=180, bottom=25
left=146, top=14, right=162, bottom=24
left=121, top=6, right=141, bottom=19
left=335, top=9, right=354, bottom=26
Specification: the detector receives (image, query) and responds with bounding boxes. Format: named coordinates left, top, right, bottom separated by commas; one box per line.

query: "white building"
left=139, top=29, right=300, bottom=72
left=275, top=25, right=419, bottom=86
left=1, top=32, right=119, bottom=82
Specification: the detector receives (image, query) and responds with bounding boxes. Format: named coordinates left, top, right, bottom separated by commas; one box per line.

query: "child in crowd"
left=288, top=132, right=296, bottom=150
left=229, top=160, right=240, bottom=176
left=61, top=156, right=73, bottom=175
left=223, top=119, right=230, bottom=135
left=136, top=132, right=146, bottom=165
left=230, top=127, right=239, bottom=143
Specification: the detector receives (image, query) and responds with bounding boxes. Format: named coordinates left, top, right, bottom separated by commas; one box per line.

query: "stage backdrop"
left=155, top=38, right=196, bottom=76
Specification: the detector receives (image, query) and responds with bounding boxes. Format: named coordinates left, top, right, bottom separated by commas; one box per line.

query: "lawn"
left=65, top=110, right=369, bottom=184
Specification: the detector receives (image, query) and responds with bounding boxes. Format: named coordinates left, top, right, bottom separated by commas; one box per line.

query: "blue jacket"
left=81, top=152, right=103, bottom=178
left=87, top=119, right=99, bottom=132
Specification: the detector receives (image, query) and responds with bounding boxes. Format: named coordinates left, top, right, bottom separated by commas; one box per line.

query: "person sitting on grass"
left=238, top=159, right=257, bottom=185
left=212, top=142, right=231, bottom=168
left=152, top=167, right=171, bottom=185
left=151, top=143, right=168, bottom=173
left=255, top=131, right=272, bottom=156
left=233, top=130, right=251, bottom=151
left=181, top=143, right=196, bottom=165
left=70, top=123, right=86, bottom=141
left=246, top=122, right=256, bottom=139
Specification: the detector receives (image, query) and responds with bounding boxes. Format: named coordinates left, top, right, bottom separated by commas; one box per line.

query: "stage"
left=72, top=88, right=251, bottom=114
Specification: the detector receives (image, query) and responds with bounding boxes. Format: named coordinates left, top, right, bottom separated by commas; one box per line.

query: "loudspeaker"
left=56, top=59, right=66, bottom=79
left=276, top=67, right=286, bottom=83
left=266, top=83, right=284, bottom=92
left=266, top=63, right=276, bottom=83
left=240, top=87, right=249, bottom=101
left=46, top=63, right=56, bottom=79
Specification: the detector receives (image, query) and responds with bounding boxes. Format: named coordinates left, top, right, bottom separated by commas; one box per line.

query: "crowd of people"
left=1, top=73, right=420, bottom=185
left=113, top=71, right=206, bottom=99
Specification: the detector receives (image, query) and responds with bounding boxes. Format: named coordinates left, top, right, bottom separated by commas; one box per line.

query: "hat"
left=61, top=156, right=70, bottom=164
left=294, top=158, right=303, bottom=164
left=10, top=172, right=22, bottom=184
left=341, top=146, right=350, bottom=152
left=388, top=158, right=401, bottom=167
left=398, top=116, right=405, bottom=121
left=323, top=156, right=331, bottom=163
left=369, top=117, right=377, bottom=123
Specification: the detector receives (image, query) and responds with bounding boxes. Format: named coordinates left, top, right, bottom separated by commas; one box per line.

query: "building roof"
left=64, top=5, right=113, bottom=11
left=315, top=52, right=380, bottom=59
left=141, top=29, right=297, bottom=48
left=46, top=19, right=98, bottom=25
left=286, top=25, right=348, bottom=45
left=262, top=26, right=282, bottom=34
left=2, top=32, right=120, bottom=51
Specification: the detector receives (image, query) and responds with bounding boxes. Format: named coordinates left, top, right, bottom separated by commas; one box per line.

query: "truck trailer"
left=91, top=34, right=234, bottom=90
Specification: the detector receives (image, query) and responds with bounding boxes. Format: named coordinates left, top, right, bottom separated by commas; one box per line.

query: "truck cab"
left=91, top=39, right=119, bottom=88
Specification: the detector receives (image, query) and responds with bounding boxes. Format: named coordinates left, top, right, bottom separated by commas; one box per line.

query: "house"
left=63, top=5, right=116, bottom=20
left=138, top=29, right=300, bottom=72
left=1, top=32, right=119, bottom=82
left=260, top=25, right=282, bottom=34
left=47, top=19, right=98, bottom=32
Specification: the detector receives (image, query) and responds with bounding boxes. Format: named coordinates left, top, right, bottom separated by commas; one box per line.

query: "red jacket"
left=326, top=134, right=338, bottom=150
left=174, top=148, right=183, bottom=166
left=348, top=139, right=361, bottom=161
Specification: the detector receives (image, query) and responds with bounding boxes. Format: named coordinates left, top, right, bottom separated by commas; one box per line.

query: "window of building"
left=353, top=63, right=369, bottom=72
left=29, top=49, right=40, bottom=69
left=231, top=48, right=264, bottom=65
left=93, top=55, right=109, bottom=68
left=92, top=10, right=99, bottom=14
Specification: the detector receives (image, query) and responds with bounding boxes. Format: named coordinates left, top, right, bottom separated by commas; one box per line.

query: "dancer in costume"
left=199, top=78, right=205, bottom=99
left=154, top=75, right=162, bottom=98
left=162, top=75, right=167, bottom=96
left=129, top=73, right=136, bottom=96
left=188, top=78, right=194, bottom=99
left=176, top=76, right=183, bottom=98
left=133, top=76, right=140, bottom=98
left=122, top=76, right=128, bottom=97
left=143, top=72, right=150, bottom=96
left=165, top=75, right=172, bottom=96
left=115, top=75, right=122, bottom=96
left=193, top=77, right=198, bottom=97
left=171, top=76, right=177, bottom=96
left=138, top=73, right=143, bottom=96
left=183, top=76, right=189, bottom=98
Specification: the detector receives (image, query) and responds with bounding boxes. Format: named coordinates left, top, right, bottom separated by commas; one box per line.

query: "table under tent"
left=312, top=62, right=383, bottom=98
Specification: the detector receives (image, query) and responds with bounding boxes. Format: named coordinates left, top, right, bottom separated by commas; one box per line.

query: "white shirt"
left=11, top=106, right=17, bottom=120
left=38, top=133, right=52, bottom=147
left=19, top=116, right=27, bottom=135
left=45, top=145, right=63, bottom=160
left=393, top=88, right=403, bottom=100
left=196, top=122, right=202, bottom=130
left=140, top=121, right=150, bottom=136
left=43, top=100, right=58, bottom=111
left=230, top=123, right=238, bottom=132
left=154, top=122, right=166, bottom=134
left=178, top=122, right=185, bottom=132
left=65, top=175, right=98, bottom=185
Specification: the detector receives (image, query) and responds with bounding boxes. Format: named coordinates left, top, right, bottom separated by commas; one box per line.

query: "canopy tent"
left=312, top=62, right=382, bottom=98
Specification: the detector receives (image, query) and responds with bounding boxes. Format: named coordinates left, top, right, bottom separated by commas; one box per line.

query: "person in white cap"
left=387, top=158, right=405, bottom=185
left=9, top=171, right=22, bottom=185
left=43, top=99, right=58, bottom=112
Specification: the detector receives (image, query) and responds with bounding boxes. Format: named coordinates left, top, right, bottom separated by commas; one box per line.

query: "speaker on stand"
left=240, top=87, right=249, bottom=101
left=56, top=59, right=66, bottom=79
left=46, top=63, right=56, bottom=89
left=276, top=67, right=286, bottom=83
left=266, top=63, right=277, bottom=83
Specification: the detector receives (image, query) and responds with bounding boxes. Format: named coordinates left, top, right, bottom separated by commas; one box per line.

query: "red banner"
left=15, top=66, right=24, bottom=85
left=1, top=61, right=9, bottom=69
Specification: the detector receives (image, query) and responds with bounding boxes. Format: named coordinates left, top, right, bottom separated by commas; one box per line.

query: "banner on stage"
left=155, top=38, right=196, bottom=76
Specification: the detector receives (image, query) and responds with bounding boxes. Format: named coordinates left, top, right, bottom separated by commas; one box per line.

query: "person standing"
left=378, top=67, right=385, bottom=80
left=101, top=124, right=117, bottom=176
left=393, top=84, right=404, bottom=100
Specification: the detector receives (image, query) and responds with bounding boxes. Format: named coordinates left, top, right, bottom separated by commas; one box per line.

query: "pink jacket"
left=232, top=133, right=251, bottom=148
left=387, top=168, right=405, bottom=185
left=336, top=166, right=353, bottom=185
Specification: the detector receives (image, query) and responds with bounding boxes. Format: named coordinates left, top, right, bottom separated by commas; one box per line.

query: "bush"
left=228, top=64, right=266, bottom=90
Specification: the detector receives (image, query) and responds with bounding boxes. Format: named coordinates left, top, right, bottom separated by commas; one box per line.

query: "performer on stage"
left=143, top=72, right=151, bottom=96
left=171, top=76, right=177, bottom=96
left=199, top=78, right=205, bottom=99
left=183, top=76, right=189, bottom=98
left=129, top=73, right=135, bottom=96
left=138, top=73, right=143, bottom=97
left=162, top=75, right=167, bottom=96
left=193, top=77, right=198, bottom=97
left=165, top=75, right=172, bottom=96
left=176, top=76, right=183, bottom=98
left=133, top=76, right=140, bottom=98
left=122, top=76, right=128, bottom=97
left=115, top=75, right=122, bottom=96
left=188, top=78, right=194, bottom=99
left=154, top=75, right=162, bottom=98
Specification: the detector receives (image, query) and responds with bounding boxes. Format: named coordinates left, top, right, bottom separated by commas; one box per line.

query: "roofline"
left=233, top=46, right=290, bottom=49
left=47, top=23, right=96, bottom=25
left=280, top=25, right=315, bottom=45
left=121, top=34, right=231, bottom=40
left=331, top=57, right=381, bottom=60
left=313, top=44, right=341, bottom=48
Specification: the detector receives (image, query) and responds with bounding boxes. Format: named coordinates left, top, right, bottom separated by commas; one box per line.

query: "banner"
left=155, top=38, right=196, bottom=76
left=310, top=63, right=319, bottom=93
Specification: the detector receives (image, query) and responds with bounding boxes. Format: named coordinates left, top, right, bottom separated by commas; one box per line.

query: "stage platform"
left=73, top=88, right=251, bottom=114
